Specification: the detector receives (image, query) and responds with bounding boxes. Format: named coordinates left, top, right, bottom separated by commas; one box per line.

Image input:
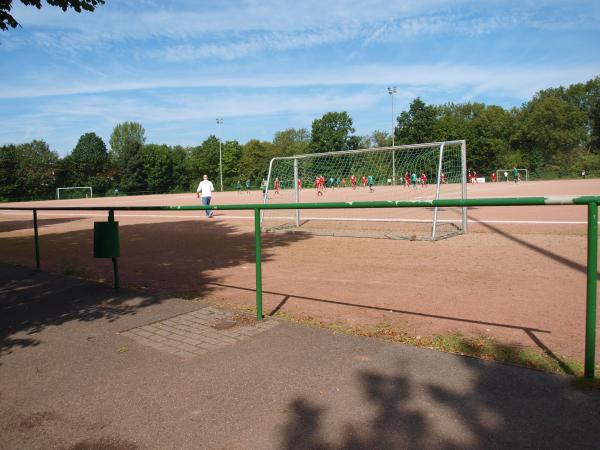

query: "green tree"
left=369, top=130, right=392, bottom=147
left=273, top=128, right=310, bottom=156
left=310, top=112, right=356, bottom=153
left=0, top=140, right=59, bottom=200
left=1, top=0, right=105, bottom=31
left=239, top=139, right=273, bottom=184
left=170, top=145, right=191, bottom=191
left=515, top=93, right=587, bottom=170
left=0, top=144, right=21, bottom=200
left=395, top=98, right=438, bottom=145
left=222, top=140, right=243, bottom=188
left=67, top=132, right=109, bottom=192
left=109, top=122, right=147, bottom=193
left=188, top=135, right=221, bottom=188
left=142, top=144, right=173, bottom=193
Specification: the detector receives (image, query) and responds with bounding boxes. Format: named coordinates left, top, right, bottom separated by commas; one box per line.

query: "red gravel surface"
left=1, top=179, right=598, bottom=363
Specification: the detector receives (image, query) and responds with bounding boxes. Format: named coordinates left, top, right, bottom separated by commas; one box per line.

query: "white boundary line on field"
left=0, top=211, right=587, bottom=225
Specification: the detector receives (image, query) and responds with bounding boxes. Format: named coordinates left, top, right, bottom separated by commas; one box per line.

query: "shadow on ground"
left=468, top=213, right=598, bottom=278
left=280, top=356, right=600, bottom=449
left=0, top=216, right=84, bottom=233
left=0, top=219, right=311, bottom=356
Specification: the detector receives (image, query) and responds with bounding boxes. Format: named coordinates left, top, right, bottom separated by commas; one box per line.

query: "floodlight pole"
left=388, top=86, right=397, bottom=184
left=216, top=118, right=224, bottom=192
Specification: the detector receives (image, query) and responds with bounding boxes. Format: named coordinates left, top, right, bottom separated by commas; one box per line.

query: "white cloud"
left=1, top=63, right=598, bottom=100
left=5, top=0, right=598, bottom=59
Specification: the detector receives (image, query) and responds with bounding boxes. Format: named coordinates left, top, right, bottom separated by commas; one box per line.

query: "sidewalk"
left=1, top=263, right=599, bottom=449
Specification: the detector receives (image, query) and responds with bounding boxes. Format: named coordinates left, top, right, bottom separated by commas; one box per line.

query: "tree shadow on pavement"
left=280, top=356, right=600, bottom=449
left=0, top=219, right=311, bottom=357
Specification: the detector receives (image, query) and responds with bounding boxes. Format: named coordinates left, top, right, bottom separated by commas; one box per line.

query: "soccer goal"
left=56, top=186, right=93, bottom=200
left=262, top=140, right=467, bottom=240
left=496, top=169, right=528, bottom=182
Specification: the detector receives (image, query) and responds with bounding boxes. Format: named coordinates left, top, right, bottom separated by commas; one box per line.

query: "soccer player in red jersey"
left=350, top=174, right=357, bottom=190
left=491, top=172, right=497, bottom=182
left=274, top=177, right=280, bottom=194
left=298, top=178, right=302, bottom=190
left=361, top=175, right=367, bottom=187
left=420, top=172, right=427, bottom=187
left=404, top=171, right=410, bottom=188
left=440, top=172, right=446, bottom=184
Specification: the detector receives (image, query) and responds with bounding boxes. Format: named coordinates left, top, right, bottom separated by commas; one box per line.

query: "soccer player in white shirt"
left=196, top=174, right=215, bottom=218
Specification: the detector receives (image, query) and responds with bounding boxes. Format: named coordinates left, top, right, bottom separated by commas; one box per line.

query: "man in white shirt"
left=196, top=174, right=214, bottom=218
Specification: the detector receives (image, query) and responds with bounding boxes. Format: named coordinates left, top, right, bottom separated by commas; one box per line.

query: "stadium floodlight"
left=387, top=86, right=397, bottom=184
left=216, top=117, right=224, bottom=192
left=262, top=140, right=468, bottom=241
left=56, top=186, right=93, bottom=200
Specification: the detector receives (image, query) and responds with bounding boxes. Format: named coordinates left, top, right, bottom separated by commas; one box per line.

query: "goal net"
left=495, top=169, right=528, bottom=182
left=262, top=140, right=467, bottom=240
left=56, top=186, right=93, bottom=200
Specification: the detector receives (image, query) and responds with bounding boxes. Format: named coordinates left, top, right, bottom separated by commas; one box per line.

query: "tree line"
left=1, top=76, right=599, bottom=201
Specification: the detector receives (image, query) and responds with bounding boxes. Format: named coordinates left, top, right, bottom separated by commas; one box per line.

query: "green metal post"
left=585, top=202, right=598, bottom=379
left=33, top=209, right=40, bottom=270
left=108, top=210, right=120, bottom=289
left=254, top=208, right=263, bottom=321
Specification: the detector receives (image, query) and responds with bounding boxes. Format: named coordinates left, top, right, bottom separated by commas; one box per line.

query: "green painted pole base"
left=585, top=202, right=598, bottom=379
left=254, top=208, right=263, bottom=321
left=33, top=209, right=40, bottom=270
left=108, top=210, right=120, bottom=290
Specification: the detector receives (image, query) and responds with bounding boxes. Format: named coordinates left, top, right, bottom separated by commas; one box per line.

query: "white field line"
left=0, top=211, right=587, bottom=225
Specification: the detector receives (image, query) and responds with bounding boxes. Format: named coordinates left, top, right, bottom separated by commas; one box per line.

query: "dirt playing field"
left=1, top=179, right=598, bottom=365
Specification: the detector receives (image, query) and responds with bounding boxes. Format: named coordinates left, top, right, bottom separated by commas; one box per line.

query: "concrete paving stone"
left=153, top=329, right=171, bottom=337
left=181, top=337, right=204, bottom=346
left=144, top=341, right=179, bottom=353
left=161, top=339, right=183, bottom=349
left=216, top=336, right=238, bottom=344
left=119, top=331, right=135, bottom=338
left=134, top=330, right=153, bottom=338
left=199, top=335, right=222, bottom=345
left=192, top=348, right=208, bottom=356
left=147, top=335, right=167, bottom=343
left=130, top=335, right=152, bottom=345
left=165, top=333, right=187, bottom=343
left=176, top=342, right=199, bottom=352
left=220, top=329, right=240, bottom=338
left=139, top=325, right=158, bottom=332
left=176, top=331, right=204, bottom=341
left=198, top=342, right=221, bottom=351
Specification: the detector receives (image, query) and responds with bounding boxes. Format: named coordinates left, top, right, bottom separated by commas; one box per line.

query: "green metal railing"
left=1, top=195, right=598, bottom=378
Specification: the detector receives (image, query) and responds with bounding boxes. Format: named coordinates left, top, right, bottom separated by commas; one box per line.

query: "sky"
left=0, top=0, right=599, bottom=156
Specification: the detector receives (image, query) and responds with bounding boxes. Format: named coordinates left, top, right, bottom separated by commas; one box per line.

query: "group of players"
left=312, top=175, right=375, bottom=195
left=270, top=171, right=438, bottom=196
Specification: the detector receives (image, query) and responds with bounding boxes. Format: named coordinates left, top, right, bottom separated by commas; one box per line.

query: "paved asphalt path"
left=1, top=262, right=600, bottom=449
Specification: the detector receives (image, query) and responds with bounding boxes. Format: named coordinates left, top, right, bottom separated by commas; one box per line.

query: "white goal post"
left=496, top=169, right=528, bottom=182
left=56, top=186, right=93, bottom=200
left=262, top=140, right=468, bottom=240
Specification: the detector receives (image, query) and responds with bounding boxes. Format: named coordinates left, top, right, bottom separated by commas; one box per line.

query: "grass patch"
left=182, top=296, right=599, bottom=381
left=270, top=311, right=596, bottom=379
